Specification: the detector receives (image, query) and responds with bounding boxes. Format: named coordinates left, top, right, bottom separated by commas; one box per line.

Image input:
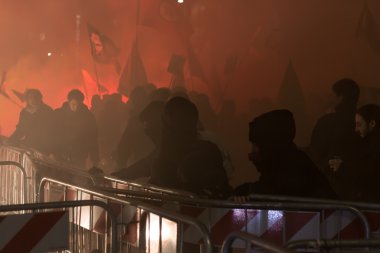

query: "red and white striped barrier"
left=0, top=211, right=69, bottom=253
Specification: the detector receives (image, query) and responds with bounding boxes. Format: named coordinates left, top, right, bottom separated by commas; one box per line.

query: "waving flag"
left=87, top=24, right=121, bottom=73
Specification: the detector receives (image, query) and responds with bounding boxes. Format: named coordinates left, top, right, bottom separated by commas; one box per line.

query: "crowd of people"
left=5, top=79, right=380, bottom=202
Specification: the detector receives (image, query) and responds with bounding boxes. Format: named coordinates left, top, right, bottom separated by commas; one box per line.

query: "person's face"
left=68, top=99, right=79, bottom=112
left=248, top=143, right=261, bottom=167
left=26, top=96, right=41, bottom=109
left=355, top=113, right=376, bottom=138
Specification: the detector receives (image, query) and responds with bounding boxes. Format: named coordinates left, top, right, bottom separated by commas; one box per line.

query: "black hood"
left=249, top=109, right=296, bottom=148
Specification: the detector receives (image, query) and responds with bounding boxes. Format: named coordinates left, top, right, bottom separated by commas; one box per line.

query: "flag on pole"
left=118, top=41, right=148, bottom=96
left=167, top=54, right=186, bottom=88
left=87, top=24, right=121, bottom=73
left=0, top=71, right=10, bottom=99
left=356, top=1, right=380, bottom=52
left=187, top=44, right=207, bottom=83
left=277, top=60, right=305, bottom=111
left=12, top=89, right=25, bottom=102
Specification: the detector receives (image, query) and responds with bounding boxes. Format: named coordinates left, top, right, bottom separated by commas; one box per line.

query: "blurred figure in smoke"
left=53, top=89, right=99, bottom=168
left=10, top=89, right=54, bottom=154
left=234, top=110, right=336, bottom=202
left=112, top=101, right=165, bottom=180
left=309, top=79, right=360, bottom=198
left=115, top=86, right=154, bottom=168
left=150, top=97, right=232, bottom=198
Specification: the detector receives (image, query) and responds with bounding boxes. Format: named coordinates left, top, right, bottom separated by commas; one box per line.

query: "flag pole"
left=92, top=60, right=101, bottom=94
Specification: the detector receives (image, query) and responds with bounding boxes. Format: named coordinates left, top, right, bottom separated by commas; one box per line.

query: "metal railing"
left=287, top=239, right=380, bottom=251
left=97, top=187, right=371, bottom=238
left=103, top=176, right=196, bottom=198
left=222, top=231, right=295, bottom=253
left=0, top=200, right=117, bottom=253
left=0, top=161, right=28, bottom=204
left=38, top=177, right=213, bottom=253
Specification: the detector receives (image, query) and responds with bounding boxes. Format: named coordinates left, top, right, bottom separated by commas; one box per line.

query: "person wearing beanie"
left=52, top=89, right=99, bottom=168
left=234, top=109, right=336, bottom=200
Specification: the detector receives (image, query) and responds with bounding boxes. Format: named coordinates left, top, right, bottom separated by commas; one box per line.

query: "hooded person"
left=234, top=109, right=336, bottom=199
left=150, top=97, right=232, bottom=198
left=53, top=89, right=99, bottom=168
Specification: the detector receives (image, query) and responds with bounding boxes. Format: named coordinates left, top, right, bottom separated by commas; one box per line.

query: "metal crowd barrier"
left=286, top=238, right=380, bottom=251
left=0, top=161, right=27, bottom=204
left=99, top=186, right=371, bottom=250
left=0, top=200, right=117, bottom=253
left=0, top=144, right=97, bottom=205
left=103, top=175, right=196, bottom=198
left=222, top=231, right=295, bottom=253
left=38, top=177, right=213, bottom=253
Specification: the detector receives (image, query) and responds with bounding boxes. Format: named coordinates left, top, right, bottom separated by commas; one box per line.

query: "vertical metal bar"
left=119, top=203, right=123, bottom=253
left=178, top=222, right=183, bottom=253
left=90, top=195, right=93, bottom=252
left=159, top=216, right=162, bottom=253
left=283, top=211, right=287, bottom=246
left=245, top=208, right=248, bottom=252
left=105, top=198, right=109, bottom=253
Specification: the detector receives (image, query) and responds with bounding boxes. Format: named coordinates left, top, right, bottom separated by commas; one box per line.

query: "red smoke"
left=2, top=0, right=380, bottom=137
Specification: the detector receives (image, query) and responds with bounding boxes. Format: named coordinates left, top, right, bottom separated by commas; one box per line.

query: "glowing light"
left=47, top=52, right=52, bottom=57
left=177, top=0, right=184, bottom=3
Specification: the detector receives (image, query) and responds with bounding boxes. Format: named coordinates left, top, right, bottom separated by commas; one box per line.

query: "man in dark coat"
left=234, top=109, right=336, bottom=199
left=309, top=79, right=360, bottom=198
left=150, top=97, right=232, bottom=198
left=10, top=89, right=54, bottom=154
left=352, top=104, right=380, bottom=202
left=53, top=89, right=99, bottom=168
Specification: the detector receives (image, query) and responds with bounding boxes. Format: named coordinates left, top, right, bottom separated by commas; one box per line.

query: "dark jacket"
left=53, top=103, right=99, bottom=167
left=10, top=103, right=54, bottom=154
left=309, top=105, right=359, bottom=198
left=151, top=139, right=232, bottom=198
left=234, top=144, right=336, bottom=198
left=235, top=110, right=336, bottom=199
left=353, top=130, right=380, bottom=202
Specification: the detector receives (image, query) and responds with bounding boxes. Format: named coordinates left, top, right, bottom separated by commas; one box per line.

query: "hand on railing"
left=233, top=195, right=250, bottom=204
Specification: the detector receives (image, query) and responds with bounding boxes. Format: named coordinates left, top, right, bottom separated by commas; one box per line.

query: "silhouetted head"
left=149, top=87, right=172, bottom=102
left=356, top=104, right=380, bottom=138
left=25, top=89, right=43, bottom=108
left=67, top=89, right=85, bottom=112
left=332, top=79, right=360, bottom=108
left=248, top=110, right=296, bottom=169
left=162, top=97, right=198, bottom=138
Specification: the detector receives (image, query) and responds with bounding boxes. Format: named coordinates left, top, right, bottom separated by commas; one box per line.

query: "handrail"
left=0, top=200, right=117, bottom=253
left=38, top=177, right=213, bottom=253
left=222, top=231, right=295, bottom=253
left=0, top=161, right=28, bottom=203
left=286, top=239, right=380, bottom=250
left=97, top=187, right=371, bottom=239
left=103, top=175, right=196, bottom=198
left=247, top=193, right=380, bottom=211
